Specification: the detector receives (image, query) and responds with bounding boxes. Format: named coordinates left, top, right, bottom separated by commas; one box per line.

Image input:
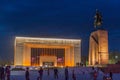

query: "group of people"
left=0, top=66, right=114, bottom=80
left=25, top=66, right=113, bottom=80
left=0, top=66, right=11, bottom=80
left=103, top=71, right=113, bottom=80
left=25, top=67, right=76, bottom=80
left=90, top=67, right=113, bottom=80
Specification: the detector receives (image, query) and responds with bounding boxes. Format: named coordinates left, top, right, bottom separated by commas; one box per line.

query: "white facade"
left=14, top=37, right=81, bottom=66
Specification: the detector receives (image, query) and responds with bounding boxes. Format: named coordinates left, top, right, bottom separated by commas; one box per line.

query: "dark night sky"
left=0, top=0, right=120, bottom=62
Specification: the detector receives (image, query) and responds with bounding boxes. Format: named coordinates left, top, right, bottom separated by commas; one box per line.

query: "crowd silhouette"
left=0, top=66, right=114, bottom=80
left=0, top=66, right=11, bottom=80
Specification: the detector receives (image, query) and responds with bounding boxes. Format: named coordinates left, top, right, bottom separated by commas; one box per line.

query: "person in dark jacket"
left=93, top=71, right=98, bottom=80
left=65, top=67, right=69, bottom=80
left=5, top=66, right=10, bottom=80
left=47, top=68, right=49, bottom=76
left=72, top=70, right=76, bottom=80
left=0, top=66, right=5, bottom=80
left=109, top=71, right=113, bottom=80
left=38, top=67, right=43, bottom=80
left=54, top=68, right=58, bottom=79
left=25, top=67, right=30, bottom=80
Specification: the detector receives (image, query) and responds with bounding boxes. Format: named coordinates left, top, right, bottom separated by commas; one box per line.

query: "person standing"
left=0, top=66, right=5, bottom=80
left=93, top=70, right=98, bottom=80
left=72, top=70, right=76, bottom=80
left=0, top=66, right=1, bottom=80
left=25, top=67, right=30, bottom=80
left=38, top=67, right=43, bottom=80
left=65, top=67, right=69, bottom=80
left=6, top=66, right=10, bottom=80
left=54, top=68, right=58, bottom=79
left=109, top=71, right=113, bottom=80
left=47, top=68, right=49, bottom=76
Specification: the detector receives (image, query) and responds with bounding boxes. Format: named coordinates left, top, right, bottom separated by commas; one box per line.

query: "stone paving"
left=10, top=67, right=120, bottom=80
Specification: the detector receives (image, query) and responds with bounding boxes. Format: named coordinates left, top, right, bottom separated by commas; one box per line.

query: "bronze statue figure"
left=94, top=10, right=102, bottom=28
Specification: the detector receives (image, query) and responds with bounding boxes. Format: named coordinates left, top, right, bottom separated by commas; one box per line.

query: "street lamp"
left=115, top=55, right=118, bottom=59
left=115, top=55, right=118, bottom=63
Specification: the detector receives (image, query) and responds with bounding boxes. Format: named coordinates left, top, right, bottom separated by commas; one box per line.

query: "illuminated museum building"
left=14, top=37, right=81, bottom=67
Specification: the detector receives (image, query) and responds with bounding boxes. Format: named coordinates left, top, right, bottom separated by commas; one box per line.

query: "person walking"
left=72, top=70, right=76, bottom=80
left=38, top=67, right=43, bottom=80
left=25, top=67, right=30, bottom=80
left=54, top=68, right=59, bottom=79
left=65, top=67, right=69, bottom=80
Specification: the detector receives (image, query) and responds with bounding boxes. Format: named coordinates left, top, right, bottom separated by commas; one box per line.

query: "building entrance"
left=40, top=56, right=57, bottom=66
left=31, top=48, right=65, bottom=66
left=43, top=62, right=54, bottom=67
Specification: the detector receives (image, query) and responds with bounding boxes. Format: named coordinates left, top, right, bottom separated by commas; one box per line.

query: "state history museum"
left=14, top=37, right=81, bottom=67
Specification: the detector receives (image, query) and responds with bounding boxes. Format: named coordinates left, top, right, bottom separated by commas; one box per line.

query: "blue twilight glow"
left=0, top=0, right=120, bottom=61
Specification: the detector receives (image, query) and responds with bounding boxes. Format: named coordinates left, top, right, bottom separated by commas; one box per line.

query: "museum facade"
left=14, top=37, right=81, bottom=67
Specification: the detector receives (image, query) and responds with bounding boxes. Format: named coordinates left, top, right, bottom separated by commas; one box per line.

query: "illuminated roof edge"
left=15, top=37, right=81, bottom=42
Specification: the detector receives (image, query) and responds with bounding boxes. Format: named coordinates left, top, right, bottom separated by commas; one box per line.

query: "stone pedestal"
left=89, top=29, right=109, bottom=66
